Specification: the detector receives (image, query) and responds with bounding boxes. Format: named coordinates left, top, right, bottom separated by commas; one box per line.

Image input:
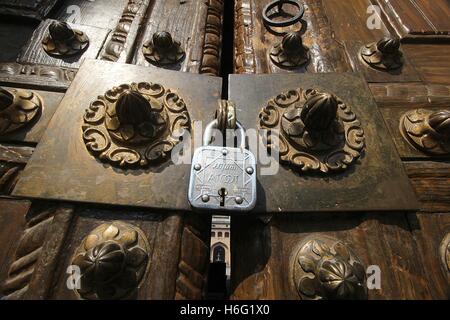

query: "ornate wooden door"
left=0, top=0, right=224, bottom=300
left=0, top=0, right=449, bottom=301
left=230, top=0, right=450, bottom=300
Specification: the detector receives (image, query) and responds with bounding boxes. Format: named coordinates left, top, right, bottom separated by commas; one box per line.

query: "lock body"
left=188, top=145, right=257, bottom=212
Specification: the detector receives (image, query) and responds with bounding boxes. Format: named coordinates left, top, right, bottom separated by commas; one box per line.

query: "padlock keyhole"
left=219, top=188, right=228, bottom=207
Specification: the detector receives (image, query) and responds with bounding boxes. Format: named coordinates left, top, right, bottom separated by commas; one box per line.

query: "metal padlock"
left=188, top=120, right=257, bottom=212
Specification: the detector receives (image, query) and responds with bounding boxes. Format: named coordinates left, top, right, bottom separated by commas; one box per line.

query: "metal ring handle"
left=204, top=120, right=246, bottom=149
left=263, top=0, right=305, bottom=28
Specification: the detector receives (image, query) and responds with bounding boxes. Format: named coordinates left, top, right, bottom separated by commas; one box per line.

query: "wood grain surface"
left=372, top=0, right=450, bottom=41
left=131, top=0, right=224, bottom=76
left=0, top=144, right=33, bottom=195
left=233, top=0, right=352, bottom=74
left=230, top=213, right=432, bottom=300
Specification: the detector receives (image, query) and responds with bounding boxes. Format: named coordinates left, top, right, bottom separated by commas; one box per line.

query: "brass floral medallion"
left=42, top=21, right=89, bottom=57
left=71, top=222, right=150, bottom=300
left=400, top=109, right=450, bottom=155
left=360, top=37, right=403, bottom=71
left=0, top=87, right=42, bottom=135
left=82, top=82, right=191, bottom=168
left=291, top=236, right=368, bottom=300
left=259, top=88, right=365, bottom=174
left=142, top=31, right=185, bottom=66
left=440, top=233, right=450, bottom=274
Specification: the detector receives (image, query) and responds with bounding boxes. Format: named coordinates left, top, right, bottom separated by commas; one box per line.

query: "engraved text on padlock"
left=188, top=120, right=257, bottom=212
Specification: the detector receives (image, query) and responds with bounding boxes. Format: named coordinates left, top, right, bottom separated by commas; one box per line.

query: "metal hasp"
left=42, top=21, right=90, bottom=57
left=0, top=87, right=42, bottom=135
left=400, top=109, right=450, bottom=156
left=291, top=236, right=368, bottom=300
left=270, top=32, right=310, bottom=69
left=11, top=62, right=418, bottom=213
left=189, top=101, right=257, bottom=213
left=360, top=37, right=404, bottom=71
left=12, top=60, right=223, bottom=211
left=82, top=82, right=191, bottom=168
left=142, top=31, right=186, bottom=66
left=263, top=0, right=305, bottom=28
left=71, top=222, right=150, bottom=300
left=260, top=88, right=365, bottom=174
left=228, top=73, right=420, bottom=213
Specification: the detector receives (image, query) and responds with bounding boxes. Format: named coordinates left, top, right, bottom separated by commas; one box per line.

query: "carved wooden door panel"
left=0, top=0, right=225, bottom=300
left=230, top=0, right=450, bottom=300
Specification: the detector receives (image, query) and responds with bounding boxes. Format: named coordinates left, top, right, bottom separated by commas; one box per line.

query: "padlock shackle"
left=203, top=119, right=218, bottom=147
left=203, top=120, right=246, bottom=149
left=235, top=122, right=246, bottom=149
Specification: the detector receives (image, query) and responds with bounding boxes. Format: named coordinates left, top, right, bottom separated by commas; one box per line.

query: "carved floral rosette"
left=400, top=109, right=450, bottom=155
left=142, top=32, right=185, bottom=66
left=259, top=88, right=365, bottom=174
left=291, top=236, right=368, bottom=300
left=42, top=25, right=89, bottom=58
left=360, top=38, right=403, bottom=71
left=270, top=32, right=310, bottom=69
left=71, top=222, right=150, bottom=300
left=82, top=82, right=191, bottom=168
left=0, top=88, right=42, bottom=135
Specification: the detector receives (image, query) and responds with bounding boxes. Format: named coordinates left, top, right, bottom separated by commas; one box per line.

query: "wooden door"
left=0, top=0, right=224, bottom=300
left=230, top=0, right=450, bottom=300
left=0, top=0, right=449, bottom=301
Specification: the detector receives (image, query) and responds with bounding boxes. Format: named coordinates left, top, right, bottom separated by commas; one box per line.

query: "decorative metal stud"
left=0, top=87, right=43, bottom=135
left=400, top=109, right=450, bottom=155
left=262, top=0, right=305, bottom=28
left=270, top=32, right=310, bottom=69
left=360, top=37, right=403, bottom=71
left=71, top=222, right=150, bottom=300
left=42, top=21, right=89, bottom=57
left=440, top=233, right=450, bottom=274
left=142, top=31, right=185, bottom=66
left=259, top=88, right=365, bottom=174
left=291, top=236, right=368, bottom=300
left=108, top=89, right=167, bottom=145
left=82, top=82, right=191, bottom=168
